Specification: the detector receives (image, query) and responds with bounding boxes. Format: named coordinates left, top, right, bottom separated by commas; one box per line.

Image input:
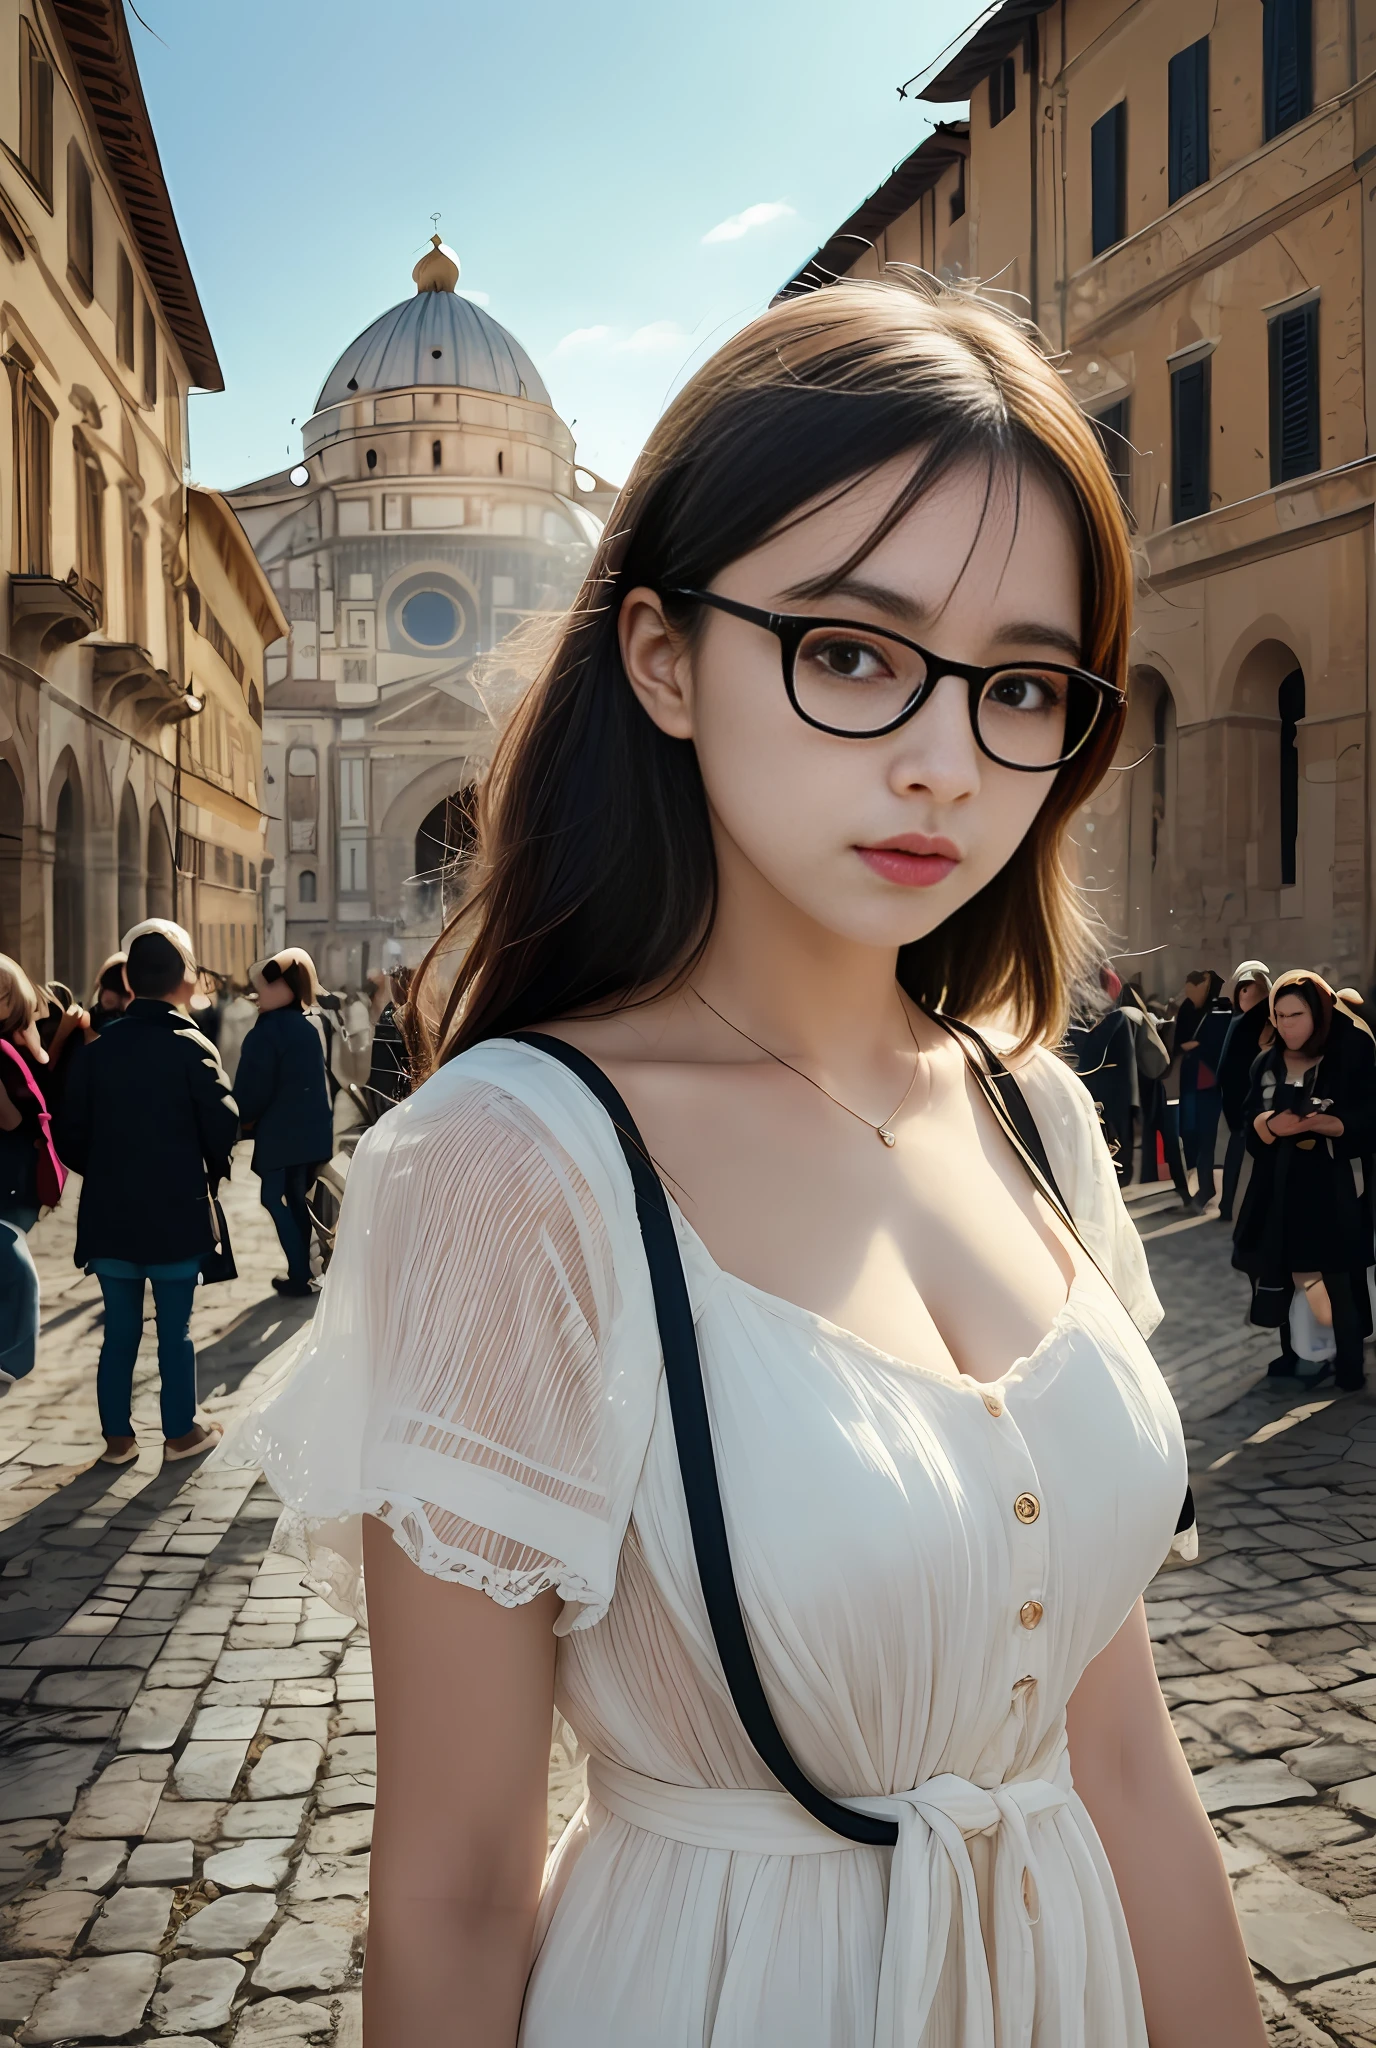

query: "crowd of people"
left=0, top=921, right=413, bottom=1459
left=1066, top=959, right=1376, bottom=1392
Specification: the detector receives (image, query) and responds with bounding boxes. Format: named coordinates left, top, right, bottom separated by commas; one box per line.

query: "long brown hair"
left=410, top=277, right=1133, bottom=1075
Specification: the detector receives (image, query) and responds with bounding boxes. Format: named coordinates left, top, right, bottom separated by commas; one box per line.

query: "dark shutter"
left=1263, top=0, right=1313, bottom=140
left=1171, top=358, right=1210, bottom=522
left=1168, top=38, right=1209, bottom=203
left=1092, top=399, right=1132, bottom=506
left=1091, top=103, right=1127, bottom=256
left=989, top=54, right=1016, bottom=127
left=1268, top=300, right=1319, bottom=484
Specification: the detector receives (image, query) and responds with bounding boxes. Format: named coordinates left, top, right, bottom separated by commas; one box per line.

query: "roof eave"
left=774, top=121, right=970, bottom=303
left=901, top=0, right=1051, bottom=104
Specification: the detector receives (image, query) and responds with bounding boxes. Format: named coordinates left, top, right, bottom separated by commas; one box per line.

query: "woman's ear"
left=618, top=586, right=695, bottom=741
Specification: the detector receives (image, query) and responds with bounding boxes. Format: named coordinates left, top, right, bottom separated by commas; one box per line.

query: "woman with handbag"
left=235, top=282, right=1262, bottom=2046
left=54, top=921, right=238, bottom=1464
left=0, top=955, right=66, bottom=1393
left=1232, top=971, right=1376, bottom=1389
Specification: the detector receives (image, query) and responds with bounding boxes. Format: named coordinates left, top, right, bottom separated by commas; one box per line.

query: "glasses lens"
left=976, top=668, right=1099, bottom=768
left=791, top=625, right=927, bottom=733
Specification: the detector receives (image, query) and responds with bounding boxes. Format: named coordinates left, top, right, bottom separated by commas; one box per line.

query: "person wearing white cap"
left=1216, top=962, right=1272, bottom=1222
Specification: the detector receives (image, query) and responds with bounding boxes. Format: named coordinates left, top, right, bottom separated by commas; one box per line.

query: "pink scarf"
left=0, top=1038, right=66, bottom=1207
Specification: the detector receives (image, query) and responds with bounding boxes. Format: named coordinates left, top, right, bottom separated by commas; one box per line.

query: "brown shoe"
left=163, top=1422, right=223, bottom=1463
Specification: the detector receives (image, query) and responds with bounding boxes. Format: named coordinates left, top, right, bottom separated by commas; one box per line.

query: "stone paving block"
left=124, top=1840, right=193, bottom=1883
left=174, top=1742, right=250, bottom=1801
left=22, top=1950, right=160, bottom=2042
left=200, top=1839, right=293, bottom=1891
left=231, top=1994, right=334, bottom=2045
left=332, top=1702, right=374, bottom=1738
left=0, top=1958, right=59, bottom=2030
left=271, top=1680, right=334, bottom=1707
left=248, top=1742, right=323, bottom=1799
left=1187, top=1698, right=1306, bottom=1754
left=1281, top=1739, right=1376, bottom=1787
left=143, top=1798, right=226, bottom=1844
left=1231, top=1847, right=1376, bottom=1984
left=1337, top=1777, right=1376, bottom=1820
left=331, top=1678, right=372, bottom=1704
left=176, top=1890, right=277, bottom=1953
left=67, top=1754, right=172, bottom=1839
left=142, top=1659, right=219, bottom=1691
left=12, top=1638, right=97, bottom=1668
left=219, top=1797, right=308, bottom=1840
left=252, top=1915, right=354, bottom=1992
left=1300, top=1968, right=1376, bottom=2042
left=313, top=1776, right=375, bottom=1813
left=123, top=1590, right=191, bottom=1621
left=228, top=1624, right=297, bottom=1649
left=304, top=1811, right=371, bottom=1857
left=1193, top=1758, right=1319, bottom=1812
left=86, top=1885, right=174, bottom=1952
left=214, top=1649, right=333, bottom=1684
left=0, top=1742, right=104, bottom=1822
left=260, top=1708, right=329, bottom=1743
left=1232, top=1662, right=1318, bottom=1696
left=188, top=1704, right=262, bottom=1741
left=1233, top=1804, right=1367, bottom=1853
left=118, top=1690, right=198, bottom=1752
left=288, top=1852, right=369, bottom=1901
left=295, top=1617, right=354, bottom=1643
left=240, top=1600, right=303, bottom=1622
left=0, top=1890, right=95, bottom=1956
left=0, top=1671, right=32, bottom=1702
left=46, top=1842, right=126, bottom=1892
left=149, top=1956, right=244, bottom=2034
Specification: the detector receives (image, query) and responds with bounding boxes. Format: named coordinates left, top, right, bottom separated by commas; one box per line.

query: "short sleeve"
left=222, top=1050, right=659, bottom=1635
left=1010, top=1043, right=1164, bottom=1339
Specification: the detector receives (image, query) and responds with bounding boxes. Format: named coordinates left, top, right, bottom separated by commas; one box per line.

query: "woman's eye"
left=808, top=636, right=894, bottom=682
left=987, top=669, right=1063, bottom=713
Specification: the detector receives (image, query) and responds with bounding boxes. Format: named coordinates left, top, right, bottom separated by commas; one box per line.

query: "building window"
left=127, top=510, right=146, bottom=647
left=66, top=143, right=94, bottom=299
left=1279, top=668, right=1304, bottom=886
left=365, top=448, right=377, bottom=470
left=141, top=299, right=157, bottom=407
left=116, top=249, right=135, bottom=368
left=949, top=154, right=966, bottom=223
left=6, top=352, right=53, bottom=575
left=988, top=53, right=1016, bottom=127
left=339, top=756, right=367, bottom=827
left=233, top=851, right=245, bottom=889
left=74, top=433, right=105, bottom=613
left=1264, top=0, right=1312, bottom=141
left=298, top=868, right=317, bottom=904
left=432, top=438, right=442, bottom=467
left=1170, top=357, right=1210, bottom=522
left=287, top=746, right=318, bottom=852
left=339, top=838, right=367, bottom=895
left=1168, top=37, right=1209, bottom=204
left=165, top=377, right=182, bottom=473
left=1268, top=299, right=1319, bottom=484
left=1092, top=398, right=1132, bottom=508
left=19, top=21, right=53, bottom=205
left=1091, top=103, right=1127, bottom=255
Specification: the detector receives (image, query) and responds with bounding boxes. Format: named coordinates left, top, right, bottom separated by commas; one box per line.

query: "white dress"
left=234, top=1036, right=1189, bottom=2048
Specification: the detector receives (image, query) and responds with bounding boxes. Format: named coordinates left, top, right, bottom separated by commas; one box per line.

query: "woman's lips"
left=856, top=840, right=961, bottom=888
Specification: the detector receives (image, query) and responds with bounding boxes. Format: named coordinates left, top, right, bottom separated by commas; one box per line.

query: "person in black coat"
left=1232, top=971, right=1376, bottom=1390
left=1216, top=961, right=1271, bottom=1222
left=234, top=950, right=334, bottom=1297
left=54, top=922, right=238, bottom=1463
left=1065, top=967, right=1137, bottom=1183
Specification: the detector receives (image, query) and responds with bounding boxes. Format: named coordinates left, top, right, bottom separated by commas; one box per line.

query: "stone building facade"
left=226, top=239, right=613, bottom=992
left=788, top=0, right=1376, bottom=994
left=0, top=0, right=271, bottom=996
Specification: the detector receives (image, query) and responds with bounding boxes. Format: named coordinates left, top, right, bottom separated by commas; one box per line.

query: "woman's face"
left=1274, top=993, right=1315, bottom=1052
left=1238, top=978, right=1267, bottom=1013
left=255, top=972, right=293, bottom=1013
left=620, top=453, right=1085, bottom=956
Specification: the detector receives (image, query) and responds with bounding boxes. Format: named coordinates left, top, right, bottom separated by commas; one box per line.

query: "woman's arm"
left=362, top=1516, right=559, bottom=2048
left=1067, top=1600, right=1266, bottom=2046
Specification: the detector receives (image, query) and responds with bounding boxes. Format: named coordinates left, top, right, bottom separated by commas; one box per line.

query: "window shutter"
left=1168, top=38, right=1209, bottom=204
left=1263, top=0, right=1313, bottom=140
left=1171, top=359, right=1210, bottom=522
left=1269, top=301, right=1319, bottom=484
left=1092, top=399, right=1131, bottom=506
left=1091, top=103, right=1126, bottom=256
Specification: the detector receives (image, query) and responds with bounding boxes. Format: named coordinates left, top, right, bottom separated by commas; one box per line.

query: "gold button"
left=1013, top=1492, right=1040, bottom=1525
left=1019, top=1599, right=1044, bottom=1630
left=982, top=1392, right=1003, bottom=1418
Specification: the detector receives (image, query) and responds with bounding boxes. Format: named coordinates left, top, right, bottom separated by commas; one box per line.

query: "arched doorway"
left=117, top=784, right=143, bottom=939
left=147, top=807, right=174, bottom=921
left=414, top=786, right=477, bottom=879
left=1231, top=637, right=1305, bottom=892
left=0, top=761, right=21, bottom=959
left=52, top=773, right=85, bottom=992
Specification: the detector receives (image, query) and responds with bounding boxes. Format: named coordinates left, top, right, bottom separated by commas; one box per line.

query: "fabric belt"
left=586, top=1750, right=1115, bottom=2048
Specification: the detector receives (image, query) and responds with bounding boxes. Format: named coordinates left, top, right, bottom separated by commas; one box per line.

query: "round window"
left=401, top=589, right=461, bottom=647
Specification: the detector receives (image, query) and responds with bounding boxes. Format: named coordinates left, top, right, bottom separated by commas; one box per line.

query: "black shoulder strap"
left=930, top=1013, right=1075, bottom=1230
left=511, top=1030, right=898, bottom=1848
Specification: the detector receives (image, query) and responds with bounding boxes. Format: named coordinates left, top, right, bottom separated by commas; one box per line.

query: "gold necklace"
left=691, top=988, right=922, bottom=1147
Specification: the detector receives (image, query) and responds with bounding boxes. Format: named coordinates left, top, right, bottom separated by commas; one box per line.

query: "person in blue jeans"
left=234, top=950, right=334, bottom=1298
left=55, top=921, right=239, bottom=1465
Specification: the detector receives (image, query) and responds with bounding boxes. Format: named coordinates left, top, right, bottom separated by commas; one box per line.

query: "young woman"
left=1233, top=970, right=1376, bottom=1388
left=0, top=956, right=64, bottom=1394
left=234, top=950, right=333, bottom=1297
left=242, top=282, right=1264, bottom=2046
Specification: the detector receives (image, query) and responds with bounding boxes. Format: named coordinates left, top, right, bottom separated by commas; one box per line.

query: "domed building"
left=226, top=238, right=615, bottom=990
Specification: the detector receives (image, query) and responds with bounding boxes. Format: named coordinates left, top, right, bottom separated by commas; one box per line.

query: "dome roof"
left=315, top=271, right=551, bottom=412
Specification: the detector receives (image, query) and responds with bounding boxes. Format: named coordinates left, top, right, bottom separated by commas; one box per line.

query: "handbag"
left=514, top=1019, right=1192, bottom=1847
left=200, top=1180, right=237, bottom=1285
left=0, top=1039, right=66, bottom=1207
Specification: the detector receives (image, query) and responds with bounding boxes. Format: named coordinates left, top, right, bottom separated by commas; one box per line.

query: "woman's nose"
left=888, top=674, right=981, bottom=803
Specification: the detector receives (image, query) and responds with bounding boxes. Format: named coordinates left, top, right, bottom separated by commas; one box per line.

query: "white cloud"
left=552, top=324, right=615, bottom=356
left=458, top=288, right=490, bottom=307
left=615, top=320, right=689, bottom=355
left=701, top=200, right=796, bottom=245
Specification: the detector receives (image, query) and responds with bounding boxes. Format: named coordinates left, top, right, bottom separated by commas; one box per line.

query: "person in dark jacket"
left=1065, top=967, right=1137, bottom=1183
left=1216, top=961, right=1271, bottom=1223
left=364, top=966, right=412, bottom=1114
left=1175, top=970, right=1231, bottom=1209
left=89, top=955, right=130, bottom=1034
left=1232, top=971, right=1376, bottom=1390
left=235, top=950, right=333, bottom=1297
left=54, top=922, right=238, bottom=1463
left=0, top=956, right=56, bottom=1392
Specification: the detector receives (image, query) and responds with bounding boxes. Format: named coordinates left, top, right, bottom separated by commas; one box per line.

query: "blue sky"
left=130, top=0, right=976, bottom=491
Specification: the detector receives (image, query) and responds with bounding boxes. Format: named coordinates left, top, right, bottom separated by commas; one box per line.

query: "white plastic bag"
left=1290, top=1286, right=1338, bottom=1363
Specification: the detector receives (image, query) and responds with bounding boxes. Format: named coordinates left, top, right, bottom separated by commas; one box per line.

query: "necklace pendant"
left=878, top=1126, right=897, bottom=1148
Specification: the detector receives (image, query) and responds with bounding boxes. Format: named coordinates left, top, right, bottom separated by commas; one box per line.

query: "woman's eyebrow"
left=778, top=575, right=1083, bottom=662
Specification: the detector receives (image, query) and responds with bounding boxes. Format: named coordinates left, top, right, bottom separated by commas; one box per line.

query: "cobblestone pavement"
left=6, top=1161, right=1376, bottom=2041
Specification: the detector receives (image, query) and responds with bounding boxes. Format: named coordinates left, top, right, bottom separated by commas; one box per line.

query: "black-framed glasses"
left=668, top=588, right=1123, bottom=772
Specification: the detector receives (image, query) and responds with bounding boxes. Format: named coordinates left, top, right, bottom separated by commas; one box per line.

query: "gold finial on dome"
left=413, top=232, right=460, bottom=295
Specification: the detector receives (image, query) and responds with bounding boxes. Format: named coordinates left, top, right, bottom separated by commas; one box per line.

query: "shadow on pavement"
left=194, top=1290, right=316, bottom=1403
